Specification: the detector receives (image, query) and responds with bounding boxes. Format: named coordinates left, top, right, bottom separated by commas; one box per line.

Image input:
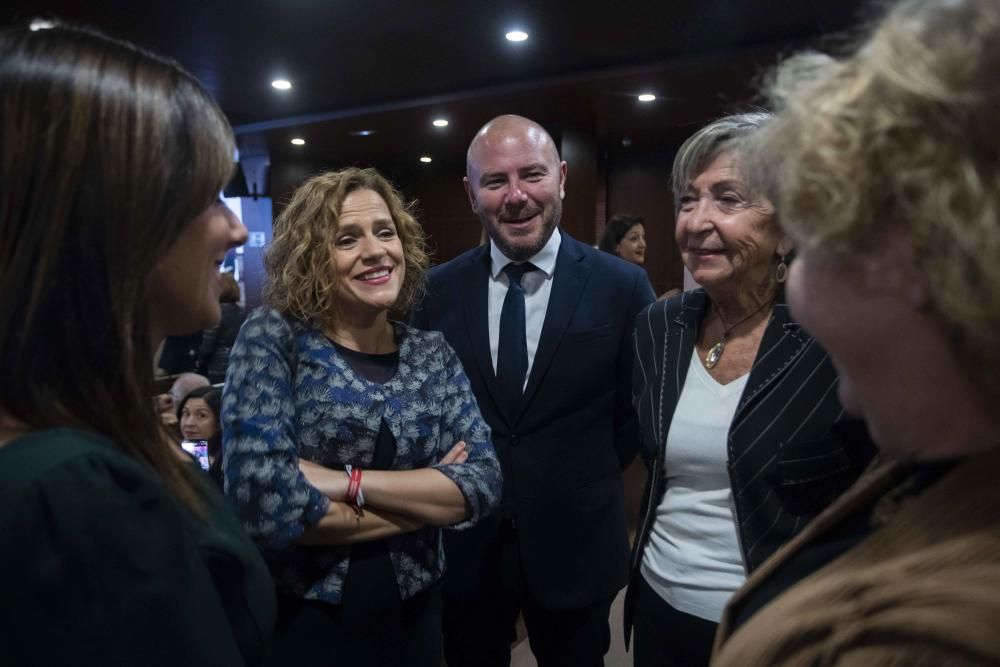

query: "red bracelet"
left=344, top=464, right=364, bottom=508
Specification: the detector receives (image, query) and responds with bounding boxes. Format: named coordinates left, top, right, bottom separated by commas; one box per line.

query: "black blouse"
left=0, top=428, right=275, bottom=665
left=330, top=341, right=406, bottom=621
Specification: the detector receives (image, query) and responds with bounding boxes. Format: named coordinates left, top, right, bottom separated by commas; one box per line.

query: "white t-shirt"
left=640, top=351, right=749, bottom=622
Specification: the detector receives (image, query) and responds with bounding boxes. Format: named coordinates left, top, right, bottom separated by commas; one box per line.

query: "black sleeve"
left=614, top=270, right=656, bottom=468
left=196, top=324, right=221, bottom=375
left=1, top=456, right=249, bottom=665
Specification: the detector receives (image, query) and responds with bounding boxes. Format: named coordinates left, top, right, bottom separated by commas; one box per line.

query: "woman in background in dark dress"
left=600, top=214, right=648, bottom=267
left=0, top=22, right=273, bottom=664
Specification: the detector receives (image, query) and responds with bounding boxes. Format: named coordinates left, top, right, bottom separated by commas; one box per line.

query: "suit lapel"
left=516, top=235, right=589, bottom=423
left=658, top=290, right=707, bottom=446
left=461, top=247, right=507, bottom=425
left=732, top=299, right=809, bottom=429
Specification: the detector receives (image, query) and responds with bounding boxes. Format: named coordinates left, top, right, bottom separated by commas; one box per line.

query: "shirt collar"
left=490, top=226, right=562, bottom=279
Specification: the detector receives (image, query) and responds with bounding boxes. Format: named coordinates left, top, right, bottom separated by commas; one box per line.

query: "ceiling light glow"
left=432, top=119, right=449, bottom=128
left=419, top=156, right=433, bottom=163
left=505, top=30, right=529, bottom=42
left=290, top=138, right=305, bottom=146
left=271, top=79, right=292, bottom=90
left=349, top=129, right=376, bottom=137
left=637, top=93, right=656, bottom=102
left=29, top=19, right=55, bottom=31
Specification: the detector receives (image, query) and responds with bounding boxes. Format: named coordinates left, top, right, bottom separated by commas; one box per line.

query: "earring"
left=775, top=254, right=788, bottom=283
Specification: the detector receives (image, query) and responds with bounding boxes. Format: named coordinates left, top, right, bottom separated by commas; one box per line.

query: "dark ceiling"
left=3, top=0, right=879, bottom=181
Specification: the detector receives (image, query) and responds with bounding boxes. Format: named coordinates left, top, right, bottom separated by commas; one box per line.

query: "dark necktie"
left=496, top=262, right=535, bottom=414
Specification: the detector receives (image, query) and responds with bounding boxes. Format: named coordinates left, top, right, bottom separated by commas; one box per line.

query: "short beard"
left=484, top=203, right=561, bottom=262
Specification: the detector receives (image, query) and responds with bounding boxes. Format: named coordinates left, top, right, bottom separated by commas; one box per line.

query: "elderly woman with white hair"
left=624, top=112, right=874, bottom=666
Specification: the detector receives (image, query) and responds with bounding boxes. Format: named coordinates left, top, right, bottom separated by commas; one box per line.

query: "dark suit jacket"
left=624, top=289, right=874, bottom=643
left=410, top=231, right=655, bottom=610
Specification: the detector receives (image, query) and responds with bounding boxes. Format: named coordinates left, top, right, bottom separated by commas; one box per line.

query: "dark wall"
left=560, top=127, right=600, bottom=245
left=398, top=161, right=482, bottom=266
left=605, top=144, right=684, bottom=297
left=270, top=160, right=326, bottom=213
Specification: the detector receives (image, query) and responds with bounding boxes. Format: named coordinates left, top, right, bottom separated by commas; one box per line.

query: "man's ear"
left=463, top=176, right=478, bottom=214
left=559, top=161, right=567, bottom=200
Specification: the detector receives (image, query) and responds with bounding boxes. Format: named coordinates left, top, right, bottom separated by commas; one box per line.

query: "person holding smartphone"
left=178, top=386, right=223, bottom=487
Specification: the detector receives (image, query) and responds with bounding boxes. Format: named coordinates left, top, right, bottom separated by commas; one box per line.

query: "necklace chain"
left=704, top=299, right=772, bottom=369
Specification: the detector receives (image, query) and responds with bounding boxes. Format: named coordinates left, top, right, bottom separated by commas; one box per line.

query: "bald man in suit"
left=411, top=115, right=654, bottom=666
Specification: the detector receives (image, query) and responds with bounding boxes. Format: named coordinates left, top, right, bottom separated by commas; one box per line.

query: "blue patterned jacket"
left=222, top=307, right=501, bottom=603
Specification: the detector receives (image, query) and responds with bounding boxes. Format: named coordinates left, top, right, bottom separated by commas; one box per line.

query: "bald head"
left=170, top=372, right=210, bottom=404
left=466, top=115, right=561, bottom=179
left=463, top=114, right=567, bottom=262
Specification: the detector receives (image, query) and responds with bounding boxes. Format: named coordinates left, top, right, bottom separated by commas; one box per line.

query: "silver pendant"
left=705, top=340, right=725, bottom=369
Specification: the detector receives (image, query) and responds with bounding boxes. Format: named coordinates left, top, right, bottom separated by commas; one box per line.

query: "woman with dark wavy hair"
left=223, top=167, right=501, bottom=666
left=600, top=214, right=647, bottom=266
left=0, top=22, right=273, bottom=664
left=178, top=385, right=224, bottom=487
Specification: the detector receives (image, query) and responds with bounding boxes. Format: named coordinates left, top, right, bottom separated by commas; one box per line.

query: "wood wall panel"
left=606, top=145, right=685, bottom=296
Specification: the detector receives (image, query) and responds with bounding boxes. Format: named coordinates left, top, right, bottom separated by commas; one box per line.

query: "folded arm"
left=223, top=310, right=424, bottom=548
left=300, top=441, right=471, bottom=527
left=300, top=335, right=501, bottom=531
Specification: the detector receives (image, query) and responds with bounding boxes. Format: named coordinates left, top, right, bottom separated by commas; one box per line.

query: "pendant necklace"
left=704, top=299, right=772, bottom=369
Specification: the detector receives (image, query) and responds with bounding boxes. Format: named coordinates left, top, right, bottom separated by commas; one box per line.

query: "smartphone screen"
left=181, top=439, right=210, bottom=471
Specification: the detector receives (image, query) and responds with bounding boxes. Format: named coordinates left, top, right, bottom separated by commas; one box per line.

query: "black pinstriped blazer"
left=623, top=288, right=874, bottom=642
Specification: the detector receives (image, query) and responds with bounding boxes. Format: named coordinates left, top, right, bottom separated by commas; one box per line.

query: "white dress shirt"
left=488, top=227, right=562, bottom=388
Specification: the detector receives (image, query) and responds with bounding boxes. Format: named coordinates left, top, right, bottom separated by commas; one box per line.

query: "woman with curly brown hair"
left=222, top=167, right=501, bottom=666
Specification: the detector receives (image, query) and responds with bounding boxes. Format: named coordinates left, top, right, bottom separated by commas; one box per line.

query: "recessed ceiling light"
left=637, top=93, right=656, bottom=102
left=419, top=156, right=433, bottom=163
left=505, top=30, right=529, bottom=42
left=349, top=129, right=376, bottom=137
left=432, top=119, right=449, bottom=128
left=290, top=138, right=305, bottom=146
left=271, top=79, right=292, bottom=90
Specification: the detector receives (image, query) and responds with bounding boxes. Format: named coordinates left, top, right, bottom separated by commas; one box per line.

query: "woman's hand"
left=439, top=441, right=469, bottom=465
left=301, top=502, right=425, bottom=545
left=298, top=438, right=473, bottom=533
left=299, top=459, right=348, bottom=500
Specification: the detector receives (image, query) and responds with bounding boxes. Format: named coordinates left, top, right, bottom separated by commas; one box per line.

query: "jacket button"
left=510, top=435, right=519, bottom=447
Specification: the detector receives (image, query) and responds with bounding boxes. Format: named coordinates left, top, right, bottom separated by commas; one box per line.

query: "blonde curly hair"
left=264, top=167, right=428, bottom=325
left=750, top=0, right=1000, bottom=393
